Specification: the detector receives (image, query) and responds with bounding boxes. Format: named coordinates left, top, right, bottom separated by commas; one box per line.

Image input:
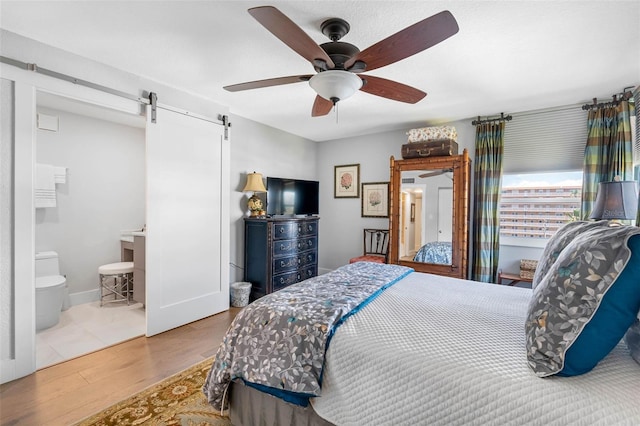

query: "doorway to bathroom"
left=34, top=92, right=146, bottom=369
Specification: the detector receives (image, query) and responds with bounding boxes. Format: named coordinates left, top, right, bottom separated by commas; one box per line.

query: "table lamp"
left=589, top=178, right=638, bottom=221
left=243, top=172, right=267, bottom=216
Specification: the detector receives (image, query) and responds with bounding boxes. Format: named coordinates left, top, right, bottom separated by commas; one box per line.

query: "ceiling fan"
left=419, top=168, right=453, bottom=178
left=224, top=6, right=459, bottom=117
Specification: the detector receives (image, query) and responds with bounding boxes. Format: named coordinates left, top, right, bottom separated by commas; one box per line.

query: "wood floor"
left=0, top=307, right=240, bottom=426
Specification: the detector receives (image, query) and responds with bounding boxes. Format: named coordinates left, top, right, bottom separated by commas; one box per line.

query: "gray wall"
left=35, top=107, right=145, bottom=301
left=316, top=121, right=476, bottom=272
left=227, top=115, right=318, bottom=283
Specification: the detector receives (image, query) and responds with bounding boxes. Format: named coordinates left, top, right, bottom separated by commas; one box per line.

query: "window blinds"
left=502, top=106, right=587, bottom=174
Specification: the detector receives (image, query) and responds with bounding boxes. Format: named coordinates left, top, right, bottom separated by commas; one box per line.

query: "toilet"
left=35, top=251, right=67, bottom=331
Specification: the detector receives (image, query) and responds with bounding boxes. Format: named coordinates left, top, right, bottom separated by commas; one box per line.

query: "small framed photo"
left=334, top=164, right=360, bottom=198
left=361, top=182, right=389, bottom=218
left=410, top=203, right=416, bottom=222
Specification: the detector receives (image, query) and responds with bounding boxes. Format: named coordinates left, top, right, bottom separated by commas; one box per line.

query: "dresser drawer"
left=272, top=270, right=301, bottom=291
left=273, top=251, right=317, bottom=274
left=272, top=265, right=317, bottom=292
left=273, top=236, right=317, bottom=257
left=273, top=221, right=318, bottom=240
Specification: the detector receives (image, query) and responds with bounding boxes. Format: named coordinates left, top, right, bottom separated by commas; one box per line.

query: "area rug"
left=75, top=357, right=230, bottom=426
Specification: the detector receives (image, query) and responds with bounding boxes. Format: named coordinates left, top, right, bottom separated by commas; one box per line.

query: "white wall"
left=227, top=115, right=317, bottom=282
left=35, top=107, right=145, bottom=301
left=317, top=121, right=475, bottom=272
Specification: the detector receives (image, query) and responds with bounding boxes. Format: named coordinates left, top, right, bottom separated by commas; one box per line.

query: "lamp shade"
left=309, top=70, right=363, bottom=103
left=589, top=180, right=639, bottom=220
left=243, top=172, right=267, bottom=193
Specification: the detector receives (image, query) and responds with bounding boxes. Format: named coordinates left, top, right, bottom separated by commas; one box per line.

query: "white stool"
left=98, top=262, right=134, bottom=306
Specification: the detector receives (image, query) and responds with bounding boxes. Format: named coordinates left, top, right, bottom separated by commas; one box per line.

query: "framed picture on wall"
left=361, top=182, right=389, bottom=218
left=334, top=164, right=360, bottom=198
left=410, top=203, right=416, bottom=222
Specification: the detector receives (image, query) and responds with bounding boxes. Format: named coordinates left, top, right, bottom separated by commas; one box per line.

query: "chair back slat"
left=363, top=229, right=390, bottom=261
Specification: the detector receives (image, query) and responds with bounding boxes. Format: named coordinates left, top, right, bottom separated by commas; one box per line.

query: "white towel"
left=53, top=166, right=67, bottom=184
left=35, top=163, right=56, bottom=208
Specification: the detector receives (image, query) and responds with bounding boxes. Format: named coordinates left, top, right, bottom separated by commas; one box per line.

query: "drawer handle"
left=280, top=243, right=292, bottom=251
left=280, top=258, right=297, bottom=268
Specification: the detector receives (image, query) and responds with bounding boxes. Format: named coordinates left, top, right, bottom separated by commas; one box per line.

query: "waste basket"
left=230, top=282, right=252, bottom=307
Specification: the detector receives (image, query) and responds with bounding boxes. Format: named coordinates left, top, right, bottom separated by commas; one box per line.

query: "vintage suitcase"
left=401, top=139, right=458, bottom=159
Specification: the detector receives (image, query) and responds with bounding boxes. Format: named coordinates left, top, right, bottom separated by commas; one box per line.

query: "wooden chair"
left=349, top=229, right=390, bottom=264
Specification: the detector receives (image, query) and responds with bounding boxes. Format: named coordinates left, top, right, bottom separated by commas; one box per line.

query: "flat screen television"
left=266, top=177, right=319, bottom=216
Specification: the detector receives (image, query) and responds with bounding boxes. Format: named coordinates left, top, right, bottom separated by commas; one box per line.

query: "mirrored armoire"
left=389, top=149, right=471, bottom=279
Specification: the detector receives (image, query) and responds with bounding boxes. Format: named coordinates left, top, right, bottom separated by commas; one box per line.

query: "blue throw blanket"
left=203, top=262, right=413, bottom=410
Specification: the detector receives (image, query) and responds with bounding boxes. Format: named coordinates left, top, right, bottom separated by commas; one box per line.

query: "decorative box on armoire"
left=244, top=216, right=319, bottom=301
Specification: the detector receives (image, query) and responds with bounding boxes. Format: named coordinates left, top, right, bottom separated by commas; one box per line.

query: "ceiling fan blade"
left=359, top=75, right=426, bottom=103
left=345, top=10, right=458, bottom=72
left=249, top=6, right=335, bottom=70
left=419, top=168, right=453, bottom=178
left=224, top=75, right=313, bottom=92
left=312, top=95, right=334, bottom=117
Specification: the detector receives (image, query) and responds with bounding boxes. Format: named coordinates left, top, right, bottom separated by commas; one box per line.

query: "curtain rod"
left=581, top=87, right=635, bottom=111
left=471, top=112, right=513, bottom=126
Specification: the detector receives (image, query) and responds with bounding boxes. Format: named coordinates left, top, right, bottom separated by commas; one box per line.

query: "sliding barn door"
left=145, top=106, right=229, bottom=336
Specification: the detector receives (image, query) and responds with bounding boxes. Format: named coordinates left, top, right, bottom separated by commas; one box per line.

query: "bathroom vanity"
left=120, top=232, right=145, bottom=304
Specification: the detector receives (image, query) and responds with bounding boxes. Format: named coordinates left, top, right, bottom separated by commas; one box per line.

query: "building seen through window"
left=500, top=171, right=582, bottom=239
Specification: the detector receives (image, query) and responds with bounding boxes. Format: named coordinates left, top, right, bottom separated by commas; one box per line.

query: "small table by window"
left=498, top=271, right=533, bottom=286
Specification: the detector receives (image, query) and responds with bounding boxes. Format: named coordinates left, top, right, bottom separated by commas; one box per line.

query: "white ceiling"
left=1, top=1, right=638, bottom=142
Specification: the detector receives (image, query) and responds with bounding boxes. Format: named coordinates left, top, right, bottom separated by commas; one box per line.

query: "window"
left=500, top=171, right=582, bottom=241
left=499, top=105, right=587, bottom=247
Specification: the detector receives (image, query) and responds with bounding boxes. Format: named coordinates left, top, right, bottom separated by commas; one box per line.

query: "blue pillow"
left=559, top=233, right=640, bottom=375
left=526, top=227, right=640, bottom=377
left=625, top=319, right=640, bottom=366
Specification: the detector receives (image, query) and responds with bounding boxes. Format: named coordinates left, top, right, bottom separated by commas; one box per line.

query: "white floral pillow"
left=406, top=126, right=457, bottom=143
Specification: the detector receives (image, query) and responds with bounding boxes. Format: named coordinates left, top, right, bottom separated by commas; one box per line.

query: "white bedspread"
left=311, top=272, right=640, bottom=425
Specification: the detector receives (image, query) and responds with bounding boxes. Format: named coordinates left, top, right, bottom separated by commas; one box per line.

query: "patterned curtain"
left=581, top=100, right=634, bottom=219
left=471, top=121, right=504, bottom=283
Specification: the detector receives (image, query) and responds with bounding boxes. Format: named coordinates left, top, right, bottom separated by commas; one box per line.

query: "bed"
left=203, top=222, right=640, bottom=425
left=413, top=241, right=452, bottom=264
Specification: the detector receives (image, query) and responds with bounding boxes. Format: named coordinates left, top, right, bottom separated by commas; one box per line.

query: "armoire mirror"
left=388, top=149, right=471, bottom=279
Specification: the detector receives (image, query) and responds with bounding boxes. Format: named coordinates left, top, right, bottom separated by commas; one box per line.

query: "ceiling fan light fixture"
left=309, top=70, right=363, bottom=104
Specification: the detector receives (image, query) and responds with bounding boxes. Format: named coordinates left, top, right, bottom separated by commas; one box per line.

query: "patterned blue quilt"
left=202, top=262, right=413, bottom=410
left=413, top=241, right=452, bottom=264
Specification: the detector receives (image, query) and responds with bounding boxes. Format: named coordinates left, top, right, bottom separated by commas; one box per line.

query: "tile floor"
left=35, top=301, right=146, bottom=369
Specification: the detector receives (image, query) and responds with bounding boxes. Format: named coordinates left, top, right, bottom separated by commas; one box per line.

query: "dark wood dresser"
left=244, top=216, right=319, bottom=300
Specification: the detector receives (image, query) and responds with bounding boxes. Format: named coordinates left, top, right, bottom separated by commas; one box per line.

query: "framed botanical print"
left=334, top=164, right=360, bottom=198
left=361, top=182, right=389, bottom=218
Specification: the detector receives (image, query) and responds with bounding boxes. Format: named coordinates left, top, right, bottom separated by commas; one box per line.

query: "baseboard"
left=68, top=289, right=100, bottom=307
left=318, top=267, right=333, bottom=276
